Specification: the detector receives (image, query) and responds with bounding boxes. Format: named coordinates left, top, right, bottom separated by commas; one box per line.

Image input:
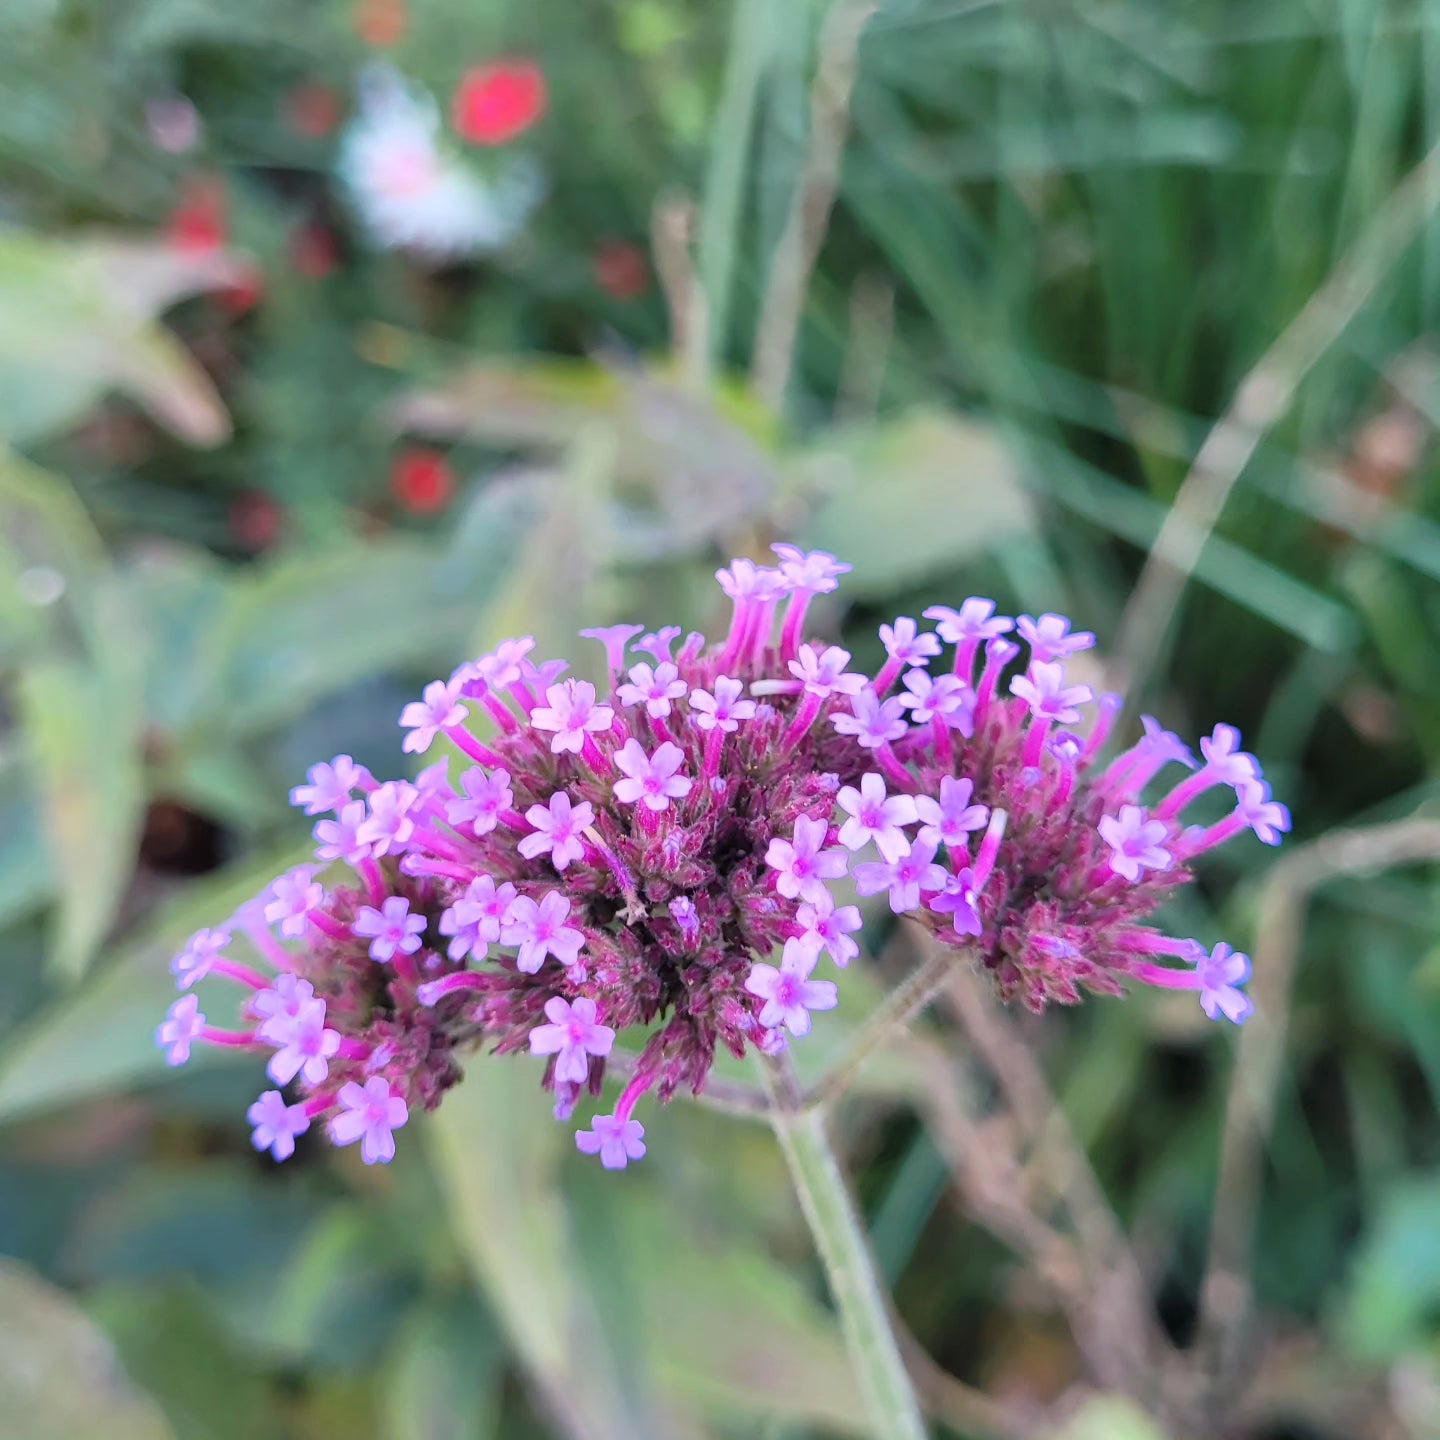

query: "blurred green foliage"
left=2, top=0, right=1440, bottom=1437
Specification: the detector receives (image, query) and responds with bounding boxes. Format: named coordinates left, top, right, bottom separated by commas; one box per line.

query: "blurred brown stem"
left=1195, top=813, right=1440, bottom=1402
left=750, top=0, right=878, bottom=412
left=1114, top=136, right=1440, bottom=697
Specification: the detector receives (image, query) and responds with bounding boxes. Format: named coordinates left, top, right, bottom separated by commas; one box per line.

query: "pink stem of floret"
left=580, top=734, right=607, bottom=773
left=973, top=809, right=1008, bottom=888
left=746, top=600, right=780, bottom=666
left=875, top=742, right=914, bottom=791
left=420, top=971, right=488, bottom=1004
left=703, top=726, right=725, bottom=782
left=210, top=958, right=271, bottom=990
left=481, top=691, right=520, bottom=735
left=358, top=857, right=386, bottom=907
left=782, top=692, right=823, bottom=750
left=930, top=713, right=954, bottom=768
left=307, top=910, right=349, bottom=943
left=718, top=599, right=757, bottom=672
left=1178, top=811, right=1247, bottom=859
left=1129, top=961, right=1202, bottom=991
left=1022, top=716, right=1052, bottom=769
left=971, top=642, right=1017, bottom=731
left=1080, top=693, right=1123, bottom=770
left=241, top=919, right=294, bottom=972
left=952, top=636, right=983, bottom=682
left=873, top=655, right=905, bottom=697
left=1153, top=767, right=1220, bottom=822
left=443, top=725, right=504, bottom=768
left=614, top=1070, right=656, bottom=1123
left=198, top=1025, right=262, bottom=1050
left=337, top=1036, right=372, bottom=1061
left=779, top=591, right=813, bottom=662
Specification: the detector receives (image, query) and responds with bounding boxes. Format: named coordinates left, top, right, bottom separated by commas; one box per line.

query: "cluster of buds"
left=157, top=547, right=1288, bottom=1169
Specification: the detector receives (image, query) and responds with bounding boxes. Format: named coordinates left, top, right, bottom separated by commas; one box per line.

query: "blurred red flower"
left=290, top=222, right=339, bottom=279
left=168, top=177, right=226, bottom=254
left=285, top=82, right=342, bottom=138
left=451, top=61, right=547, bottom=146
left=593, top=240, right=649, bottom=301
left=390, top=449, right=456, bottom=514
left=355, top=0, right=406, bottom=47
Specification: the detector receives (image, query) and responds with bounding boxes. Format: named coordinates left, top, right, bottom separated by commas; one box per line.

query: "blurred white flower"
left=337, top=68, right=541, bottom=261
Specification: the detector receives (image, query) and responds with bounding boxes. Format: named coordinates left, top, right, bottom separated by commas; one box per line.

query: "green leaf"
left=19, top=637, right=146, bottom=983
left=1339, top=1172, right=1440, bottom=1361
left=426, top=1059, right=681, bottom=1440
left=0, top=1259, right=175, bottom=1440
left=0, top=233, right=241, bottom=446
left=794, top=409, right=1035, bottom=596
left=0, top=846, right=305, bottom=1125
left=381, top=1293, right=504, bottom=1440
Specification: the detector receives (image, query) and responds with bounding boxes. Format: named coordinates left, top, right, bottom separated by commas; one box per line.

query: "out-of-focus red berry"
left=290, top=222, right=339, bottom=279
left=593, top=240, right=650, bottom=301
left=451, top=61, right=548, bottom=146
left=168, top=177, right=226, bottom=254
left=229, top=492, right=284, bottom=551
left=391, top=449, right=456, bottom=514
left=285, top=82, right=342, bottom=138
left=355, top=0, right=406, bottom=47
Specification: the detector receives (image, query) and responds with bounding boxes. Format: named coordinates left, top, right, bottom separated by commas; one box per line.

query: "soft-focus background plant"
left=3, top=1, right=1440, bottom=1436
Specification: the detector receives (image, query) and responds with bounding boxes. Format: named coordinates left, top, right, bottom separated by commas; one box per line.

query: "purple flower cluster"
left=157, top=550, right=1288, bottom=1169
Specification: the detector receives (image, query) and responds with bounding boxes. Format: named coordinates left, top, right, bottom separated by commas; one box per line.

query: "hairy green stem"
left=761, top=1055, right=929, bottom=1439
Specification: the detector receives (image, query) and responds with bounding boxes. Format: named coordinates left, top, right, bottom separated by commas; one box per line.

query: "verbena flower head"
left=161, top=548, right=1287, bottom=1168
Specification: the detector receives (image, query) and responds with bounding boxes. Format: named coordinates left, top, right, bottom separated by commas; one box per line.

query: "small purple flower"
left=793, top=895, right=863, bottom=968
left=896, top=671, right=974, bottom=731
left=853, top=837, right=947, bottom=914
left=356, top=780, right=419, bottom=856
left=1140, top=715, right=1197, bottom=770
left=266, top=998, right=342, bottom=1085
left=248, top=1091, right=311, bottom=1162
left=924, top=598, right=1013, bottom=646
left=836, top=772, right=918, bottom=862
left=531, top=680, right=615, bottom=755
left=414, top=757, right=452, bottom=804
left=612, top=739, right=693, bottom=813
left=353, top=896, right=427, bottom=963
left=289, top=755, right=372, bottom=816
left=252, top=975, right=315, bottom=1039
left=1098, top=805, right=1173, bottom=882
left=635, top=625, right=683, bottom=665
left=765, top=815, right=849, bottom=903
left=265, top=868, right=324, bottom=938
left=1195, top=943, right=1253, bottom=1024
left=1016, top=613, right=1095, bottom=662
left=446, top=767, right=514, bottom=838
left=1233, top=780, right=1291, bottom=846
left=1199, top=724, right=1260, bottom=787
left=880, top=617, right=942, bottom=669
left=527, top=996, right=616, bottom=1084
left=616, top=662, right=688, bottom=718
left=440, top=874, right=518, bottom=961
left=689, top=676, right=756, bottom=732
left=400, top=679, right=467, bottom=754
left=575, top=1113, right=647, bottom=1170
left=789, top=644, right=865, bottom=699
left=771, top=544, right=850, bottom=593
left=929, top=868, right=983, bottom=937
left=314, top=801, right=371, bottom=865
left=472, top=636, right=536, bottom=690
left=914, top=777, right=990, bottom=850
left=329, top=1077, right=409, bottom=1165
left=717, top=558, right=787, bottom=602
left=1009, top=662, right=1094, bottom=724
left=580, top=624, right=645, bottom=675
left=503, top=892, right=586, bottom=974
left=832, top=688, right=908, bottom=749
left=171, top=928, right=231, bottom=989
left=519, top=791, right=595, bottom=871
left=156, top=994, right=205, bottom=1066
left=745, top=947, right=838, bottom=1037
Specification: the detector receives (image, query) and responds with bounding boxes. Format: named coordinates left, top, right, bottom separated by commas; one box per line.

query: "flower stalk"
left=762, top=1054, right=929, bottom=1440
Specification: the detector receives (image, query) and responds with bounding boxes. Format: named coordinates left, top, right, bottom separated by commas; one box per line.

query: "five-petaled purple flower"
left=171, top=928, right=230, bottom=988
left=746, top=947, right=839, bottom=1037
left=689, top=676, right=756, bottom=732
left=1195, top=943, right=1253, bottom=1024
left=289, top=755, right=372, bottom=815
left=836, top=773, right=918, bottom=862
left=793, top=895, right=864, bottom=968
left=765, top=815, right=849, bottom=903
left=616, top=662, right=688, bottom=717
left=528, top=996, right=616, bottom=1084
left=531, top=680, right=615, bottom=755
left=1010, top=662, right=1094, bottom=725
left=400, top=679, right=468, bottom=754
left=854, top=837, right=947, bottom=914
left=1098, top=806, right=1173, bottom=882
left=248, top=1090, right=311, bottom=1162
left=832, top=688, right=908, bottom=749
left=914, top=777, right=989, bottom=851
left=156, top=994, right=206, bottom=1066
left=519, top=790, right=594, bottom=871
left=503, top=892, right=585, bottom=974
left=575, top=1113, right=647, bottom=1170
left=447, top=767, right=513, bottom=838
left=329, top=1077, right=409, bottom=1165
left=353, top=896, right=427, bottom=963
left=612, top=739, right=693, bottom=812
left=1016, top=613, right=1095, bottom=662
left=266, top=998, right=342, bottom=1085
left=265, top=868, right=324, bottom=938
